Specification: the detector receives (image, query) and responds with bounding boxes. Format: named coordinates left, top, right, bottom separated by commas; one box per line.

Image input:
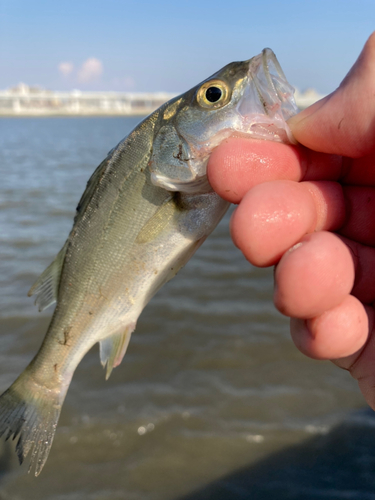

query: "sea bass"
left=0, top=49, right=298, bottom=475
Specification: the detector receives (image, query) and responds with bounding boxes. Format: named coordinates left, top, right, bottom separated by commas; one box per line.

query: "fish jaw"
left=236, top=48, right=299, bottom=144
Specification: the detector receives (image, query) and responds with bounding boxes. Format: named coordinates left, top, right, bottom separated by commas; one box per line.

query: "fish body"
left=0, top=49, right=298, bottom=475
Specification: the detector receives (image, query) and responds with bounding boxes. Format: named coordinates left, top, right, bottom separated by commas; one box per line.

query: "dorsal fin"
left=28, top=148, right=117, bottom=314
left=99, top=323, right=135, bottom=380
left=28, top=241, right=69, bottom=312
left=74, top=152, right=113, bottom=222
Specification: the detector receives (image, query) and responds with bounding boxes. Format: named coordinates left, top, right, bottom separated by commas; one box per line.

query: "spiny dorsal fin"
left=74, top=147, right=116, bottom=223
left=99, top=324, right=135, bottom=380
left=28, top=241, right=68, bottom=312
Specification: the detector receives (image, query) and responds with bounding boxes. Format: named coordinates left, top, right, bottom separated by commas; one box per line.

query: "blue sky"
left=0, top=0, right=374, bottom=95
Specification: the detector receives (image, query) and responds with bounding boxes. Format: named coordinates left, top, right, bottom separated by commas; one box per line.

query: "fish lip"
left=248, top=48, right=299, bottom=121
left=236, top=48, right=299, bottom=144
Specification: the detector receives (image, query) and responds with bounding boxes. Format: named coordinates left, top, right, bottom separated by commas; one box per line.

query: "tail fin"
left=0, top=373, right=67, bottom=476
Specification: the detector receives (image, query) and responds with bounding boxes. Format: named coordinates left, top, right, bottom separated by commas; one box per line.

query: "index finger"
left=207, top=138, right=342, bottom=204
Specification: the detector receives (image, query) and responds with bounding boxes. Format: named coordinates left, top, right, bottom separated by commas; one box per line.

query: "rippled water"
left=0, top=117, right=374, bottom=499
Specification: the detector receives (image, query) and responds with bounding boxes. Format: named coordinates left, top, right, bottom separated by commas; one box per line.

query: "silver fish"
left=0, top=49, right=298, bottom=475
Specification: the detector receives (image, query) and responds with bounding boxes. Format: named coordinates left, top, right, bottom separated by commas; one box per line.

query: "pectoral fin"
left=150, top=172, right=212, bottom=194
left=136, top=196, right=177, bottom=244
left=99, top=324, right=135, bottom=380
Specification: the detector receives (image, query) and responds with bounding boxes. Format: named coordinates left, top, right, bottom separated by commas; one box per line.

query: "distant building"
left=294, top=88, right=325, bottom=109
left=0, top=84, right=325, bottom=117
left=0, top=84, right=175, bottom=116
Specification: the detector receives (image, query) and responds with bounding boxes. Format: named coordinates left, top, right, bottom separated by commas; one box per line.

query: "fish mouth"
left=237, top=48, right=299, bottom=144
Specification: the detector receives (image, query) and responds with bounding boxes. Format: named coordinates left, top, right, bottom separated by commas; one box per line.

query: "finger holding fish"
left=209, top=141, right=375, bottom=359
left=207, top=138, right=343, bottom=204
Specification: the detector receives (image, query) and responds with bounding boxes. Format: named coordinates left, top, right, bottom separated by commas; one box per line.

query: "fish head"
left=150, top=49, right=299, bottom=194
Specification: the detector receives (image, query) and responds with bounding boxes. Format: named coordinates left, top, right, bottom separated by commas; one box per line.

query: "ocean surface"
left=0, top=117, right=374, bottom=500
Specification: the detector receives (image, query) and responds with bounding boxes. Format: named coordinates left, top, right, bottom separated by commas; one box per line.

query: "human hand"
left=207, top=32, right=375, bottom=409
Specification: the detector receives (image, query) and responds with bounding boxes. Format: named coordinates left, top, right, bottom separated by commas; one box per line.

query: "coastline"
left=0, top=87, right=324, bottom=117
left=0, top=109, right=150, bottom=117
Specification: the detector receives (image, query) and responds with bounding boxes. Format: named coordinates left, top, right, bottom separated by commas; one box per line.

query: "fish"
left=0, top=49, right=298, bottom=475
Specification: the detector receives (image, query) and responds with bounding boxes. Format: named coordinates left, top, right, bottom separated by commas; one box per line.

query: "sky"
left=0, top=0, right=374, bottom=95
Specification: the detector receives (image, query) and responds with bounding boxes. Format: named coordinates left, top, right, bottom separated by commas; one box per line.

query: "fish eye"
left=205, top=86, right=222, bottom=103
left=197, top=80, right=230, bottom=109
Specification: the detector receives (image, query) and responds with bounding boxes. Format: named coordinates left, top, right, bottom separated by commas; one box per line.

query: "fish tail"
left=0, top=370, right=68, bottom=476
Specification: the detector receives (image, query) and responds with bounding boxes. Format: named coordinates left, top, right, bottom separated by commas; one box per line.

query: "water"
left=0, top=117, right=374, bottom=499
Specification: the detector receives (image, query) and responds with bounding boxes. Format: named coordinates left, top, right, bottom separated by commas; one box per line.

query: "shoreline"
left=0, top=87, right=324, bottom=117
left=0, top=110, right=151, bottom=118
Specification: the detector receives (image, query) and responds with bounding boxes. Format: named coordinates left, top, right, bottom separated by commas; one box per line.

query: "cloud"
left=58, top=62, right=74, bottom=77
left=77, top=58, right=103, bottom=83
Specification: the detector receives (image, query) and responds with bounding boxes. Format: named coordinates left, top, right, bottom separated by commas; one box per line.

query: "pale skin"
left=207, top=32, right=375, bottom=409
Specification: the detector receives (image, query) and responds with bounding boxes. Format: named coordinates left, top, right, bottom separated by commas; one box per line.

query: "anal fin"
left=99, top=324, right=135, bottom=380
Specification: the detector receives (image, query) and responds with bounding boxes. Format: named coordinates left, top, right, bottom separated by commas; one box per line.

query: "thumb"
left=288, top=32, right=375, bottom=158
